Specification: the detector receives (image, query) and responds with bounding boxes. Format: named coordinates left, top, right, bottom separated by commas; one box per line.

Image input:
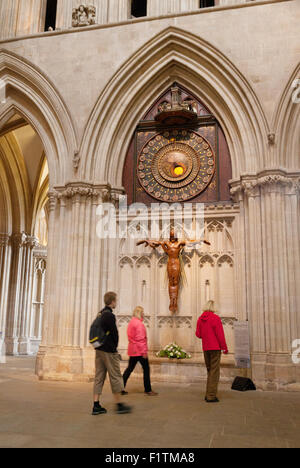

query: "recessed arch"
left=80, top=27, right=269, bottom=186
left=0, top=49, right=78, bottom=186
left=272, top=63, right=300, bottom=170
left=0, top=132, right=30, bottom=233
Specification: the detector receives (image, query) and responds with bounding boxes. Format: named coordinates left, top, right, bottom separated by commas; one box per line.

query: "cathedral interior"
left=0, top=0, right=299, bottom=449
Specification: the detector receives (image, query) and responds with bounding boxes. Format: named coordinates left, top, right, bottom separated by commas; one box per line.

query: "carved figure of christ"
left=137, top=229, right=211, bottom=313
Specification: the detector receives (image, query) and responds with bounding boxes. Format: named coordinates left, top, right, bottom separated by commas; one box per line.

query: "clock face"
left=137, top=129, right=215, bottom=202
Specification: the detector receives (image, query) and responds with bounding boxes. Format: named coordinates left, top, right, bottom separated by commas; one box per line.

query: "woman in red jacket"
left=123, top=306, right=158, bottom=396
left=196, top=300, right=228, bottom=403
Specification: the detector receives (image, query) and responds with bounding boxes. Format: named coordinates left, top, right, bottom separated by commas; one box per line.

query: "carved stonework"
left=199, top=255, right=215, bottom=268
left=119, top=256, right=134, bottom=269
left=51, top=183, right=119, bottom=205
left=136, top=257, right=151, bottom=269
left=267, top=133, right=276, bottom=145
left=117, top=315, right=150, bottom=329
left=157, top=316, right=192, bottom=329
left=218, top=255, right=234, bottom=268
left=231, top=172, right=300, bottom=200
left=221, top=317, right=237, bottom=328
left=72, top=5, right=96, bottom=28
left=0, top=234, right=10, bottom=247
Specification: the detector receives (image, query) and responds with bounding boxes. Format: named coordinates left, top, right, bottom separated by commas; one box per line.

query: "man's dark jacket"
left=99, top=306, right=119, bottom=353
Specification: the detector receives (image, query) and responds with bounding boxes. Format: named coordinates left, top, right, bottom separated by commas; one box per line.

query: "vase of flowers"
left=156, top=343, right=192, bottom=360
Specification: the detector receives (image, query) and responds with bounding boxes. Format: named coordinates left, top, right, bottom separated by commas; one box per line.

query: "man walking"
left=196, top=300, right=228, bottom=403
left=92, top=292, right=132, bottom=415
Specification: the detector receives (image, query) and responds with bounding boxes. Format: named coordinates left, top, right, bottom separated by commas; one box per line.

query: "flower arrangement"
left=156, top=342, right=192, bottom=360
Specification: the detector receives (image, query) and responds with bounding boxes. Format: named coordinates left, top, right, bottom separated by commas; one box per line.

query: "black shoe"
left=92, top=405, right=107, bottom=415
left=206, top=398, right=219, bottom=403
left=116, top=403, right=132, bottom=414
left=121, top=391, right=128, bottom=396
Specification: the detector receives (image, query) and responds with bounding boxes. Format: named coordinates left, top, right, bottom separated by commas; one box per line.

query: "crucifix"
left=137, top=229, right=211, bottom=313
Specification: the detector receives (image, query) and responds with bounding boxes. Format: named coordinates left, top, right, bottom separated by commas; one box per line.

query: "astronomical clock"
left=123, top=84, right=232, bottom=205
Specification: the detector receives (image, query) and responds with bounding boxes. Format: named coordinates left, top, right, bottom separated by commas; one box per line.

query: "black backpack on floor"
left=89, top=315, right=110, bottom=350
left=232, top=376, right=256, bottom=392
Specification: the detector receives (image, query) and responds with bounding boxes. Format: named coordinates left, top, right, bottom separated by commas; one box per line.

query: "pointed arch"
left=272, top=63, right=300, bottom=170
left=80, top=26, right=269, bottom=185
left=0, top=49, right=78, bottom=186
left=0, top=132, right=30, bottom=233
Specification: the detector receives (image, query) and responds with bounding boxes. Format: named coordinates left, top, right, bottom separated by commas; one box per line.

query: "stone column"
left=36, top=183, right=112, bottom=381
left=231, top=171, right=300, bottom=390
left=0, top=0, right=47, bottom=39
left=5, top=233, right=39, bottom=355
left=0, top=234, right=11, bottom=358
left=108, top=0, right=130, bottom=22
left=56, top=0, right=74, bottom=29
left=180, top=0, right=199, bottom=12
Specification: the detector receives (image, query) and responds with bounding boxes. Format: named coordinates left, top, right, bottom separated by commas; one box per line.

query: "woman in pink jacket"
left=196, top=300, right=228, bottom=403
left=123, top=307, right=158, bottom=396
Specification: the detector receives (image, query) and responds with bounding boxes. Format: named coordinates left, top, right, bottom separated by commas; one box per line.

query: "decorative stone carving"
left=0, top=234, right=10, bottom=247
left=267, top=133, right=276, bottom=145
left=72, top=5, right=96, bottom=28
left=175, top=316, right=192, bottom=329
left=155, top=83, right=198, bottom=125
left=119, top=256, right=134, bottom=269
left=231, top=172, right=300, bottom=200
left=199, top=255, right=215, bottom=268
left=221, top=317, right=237, bottom=328
left=117, top=315, right=150, bottom=328
left=157, top=316, right=192, bottom=329
left=217, top=255, right=234, bottom=268
left=136, top=257, right=151, bottom=269
left=73, top=151, right=80, bottom=170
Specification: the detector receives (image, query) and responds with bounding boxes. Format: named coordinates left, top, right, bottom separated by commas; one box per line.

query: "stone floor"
left=0, top=356, right=299, bottom=448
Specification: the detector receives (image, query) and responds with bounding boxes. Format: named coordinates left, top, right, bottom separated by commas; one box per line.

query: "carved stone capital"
left=230, top=172, right=300, bottom=199
left=26, top=236, right=40, bottom=249
left=0, top=233, right=10, bottom=247
left=12, top=232, right=28, bottom=248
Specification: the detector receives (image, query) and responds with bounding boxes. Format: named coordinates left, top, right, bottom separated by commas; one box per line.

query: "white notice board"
left=234, top=321, right=251, bottom=369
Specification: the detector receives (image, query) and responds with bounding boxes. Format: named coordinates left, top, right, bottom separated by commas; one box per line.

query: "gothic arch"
left=272, top=63, right=300, bottom=170
left=0, top=49, right=78, bottom=186
left=0, top=132, right=30, bottom=233
left=80, top=27, right=269, bottom=186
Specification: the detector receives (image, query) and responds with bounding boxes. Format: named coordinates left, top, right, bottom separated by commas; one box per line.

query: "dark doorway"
left=131, top=0, right=147, bottom=18
left=45, top=0, right=57, bottom=31
left=200, top=0, right=215, bottom=7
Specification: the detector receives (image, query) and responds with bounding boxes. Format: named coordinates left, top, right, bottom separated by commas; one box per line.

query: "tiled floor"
left=0, top=357, right=299, bottom=448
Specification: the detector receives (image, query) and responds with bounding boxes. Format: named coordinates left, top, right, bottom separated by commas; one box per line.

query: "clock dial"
left=137, top=130, right=215, bottom=202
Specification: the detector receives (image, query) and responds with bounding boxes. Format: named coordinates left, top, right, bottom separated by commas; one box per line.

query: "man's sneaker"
left=92, top=405, right=107, bottom=415
left=206, top=398, right=219, bottom=403
left=116, top=403, right=132, bottom=414
left=145, top=391, right=159, bottom=396
left=121, top=391, right=129, bottom=396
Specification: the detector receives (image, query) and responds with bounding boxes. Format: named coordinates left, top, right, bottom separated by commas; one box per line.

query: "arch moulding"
left=80, top=27, right=269, bottom=188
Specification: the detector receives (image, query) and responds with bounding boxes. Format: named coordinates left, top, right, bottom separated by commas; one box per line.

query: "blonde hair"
left=133, top=306, right=144, bottom=320
left=203, top=300, right=216, bottom=313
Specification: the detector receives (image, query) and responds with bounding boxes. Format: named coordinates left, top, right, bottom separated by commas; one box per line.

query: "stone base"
left=35, top=347, right=300, bottom=391
left=252, top=353, right=300, bottom=392
left=5, top=337, right=34, bottom=356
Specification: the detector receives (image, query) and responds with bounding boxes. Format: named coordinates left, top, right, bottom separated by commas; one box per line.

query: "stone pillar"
left=36, top=183, right=113, bottom=381
left=0, top=234, right=11, bottom=358
left=5, top=233, right=39, bottom=355
left=56, top=0, right=74, bottom=29
left=108, top=0, right=130, bottom=22
left=180, top=0, right=199, bottom=12
left=0, top=0, right=47, bottom=39
left=231, top=171, right=300, bottom=390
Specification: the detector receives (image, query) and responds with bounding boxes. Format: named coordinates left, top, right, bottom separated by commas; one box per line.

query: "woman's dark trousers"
left=123, top=357, right=152, bottom=393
